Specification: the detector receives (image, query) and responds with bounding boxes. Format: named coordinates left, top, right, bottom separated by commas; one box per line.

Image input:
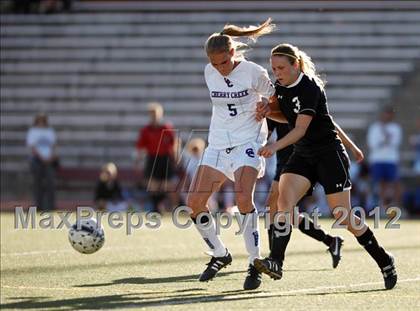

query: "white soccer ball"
left=68, top=218, right=105, bottom=254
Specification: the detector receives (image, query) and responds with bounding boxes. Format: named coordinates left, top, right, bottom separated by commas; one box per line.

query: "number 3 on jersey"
left=227, top=103, right=238, bottom=116
left=292, top=96, right=301, bottom=114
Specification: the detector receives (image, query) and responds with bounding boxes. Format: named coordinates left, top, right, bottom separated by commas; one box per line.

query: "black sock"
left=323, top=234, right=333, bottom=247
left=298, top=218, right=333, bottom=247
left=268, top=224, right=273, bottom=251
left=190, top=213, right=210, bottom=224
left=356, top=228, right=391, bottom=268
left=269, top=222, right=292, bottom=265
left=156, top=192, right=166, bottom=203
left=150, top=193, right=165, bottom=213
left=150, top=194, right=160, bottom=213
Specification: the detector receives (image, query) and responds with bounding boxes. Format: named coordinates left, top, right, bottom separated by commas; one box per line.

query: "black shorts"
left=274, top=164, right=282, bottom=182
left=274, top=163, right=314, bottom=196
left=144, top=154, right=175, bottom=180
left=281, top=147, right=352, bottom=195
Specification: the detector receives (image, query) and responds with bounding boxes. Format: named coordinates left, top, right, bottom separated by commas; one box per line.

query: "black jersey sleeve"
left=267, top=118, right=277, bottom=132
left=297, top=82, right=321, bottom=117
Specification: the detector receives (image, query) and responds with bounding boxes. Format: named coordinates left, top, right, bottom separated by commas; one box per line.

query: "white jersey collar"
left=213, top=60, right=245, bottom=78
left=286, top=72, right=304, bottom=88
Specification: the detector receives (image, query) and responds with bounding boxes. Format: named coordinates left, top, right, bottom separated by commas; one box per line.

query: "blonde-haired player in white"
left=186, top=19, right=275, bottom=290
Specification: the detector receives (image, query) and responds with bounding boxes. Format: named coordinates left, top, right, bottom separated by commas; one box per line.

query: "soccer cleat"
left=243, top=264, right=262, bottom=290
left=381, top=253, right=397, bottom=290
left=198, top=251, right=232, bottom=282
left=327, top=236, right=344, bottom=268
left=253, top=257, right=282, bottom=280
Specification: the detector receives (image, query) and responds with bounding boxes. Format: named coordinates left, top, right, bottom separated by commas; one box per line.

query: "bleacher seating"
left=1, top=1, right=420, bottom=197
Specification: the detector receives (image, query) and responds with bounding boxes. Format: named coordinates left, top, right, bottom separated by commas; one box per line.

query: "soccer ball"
left=68, top=218, right=105, bottom=254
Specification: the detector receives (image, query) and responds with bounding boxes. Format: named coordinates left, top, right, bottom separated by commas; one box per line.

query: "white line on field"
left=1, top=277, right=420, bottom=296
left=1, top=246, right=144, bottom=257
left=246, top=277, right=420, bottom=298
left=159, top=277, right=420, bottom=304
left=0, top=284, right=150, bottom=294
left=1, top=245, right=189, bottom=257
left=1, top=249, right=72, bottom=256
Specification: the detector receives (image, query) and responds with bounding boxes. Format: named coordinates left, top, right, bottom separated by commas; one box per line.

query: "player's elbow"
left=267, top=111, right=287, bottom=123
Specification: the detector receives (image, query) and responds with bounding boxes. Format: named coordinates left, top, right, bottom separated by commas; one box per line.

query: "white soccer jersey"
left=205, top=60, right=275, bottom=149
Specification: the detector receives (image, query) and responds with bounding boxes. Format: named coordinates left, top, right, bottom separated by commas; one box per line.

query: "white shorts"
left=200, top=142, right=266, bottom=182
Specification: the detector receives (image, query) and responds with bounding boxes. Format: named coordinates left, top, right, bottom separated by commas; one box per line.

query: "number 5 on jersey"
left=227, top=103, right=238, bottom=116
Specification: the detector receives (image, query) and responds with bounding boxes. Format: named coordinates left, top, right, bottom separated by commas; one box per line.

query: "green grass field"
left=1, top=212, right=420, bottom=310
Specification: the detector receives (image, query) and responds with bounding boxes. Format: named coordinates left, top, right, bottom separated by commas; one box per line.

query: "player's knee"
left=277, top=194, right=295, bottom=211
left=332, top=209, right=351, bottom=226
left=265, top=191, right=277, bottom=209
left=186, top=193, right=206, bottom=210
left=332, top=208, right=345, bottom=219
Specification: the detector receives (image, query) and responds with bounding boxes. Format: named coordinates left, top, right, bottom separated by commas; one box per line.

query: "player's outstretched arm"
left=333, top=120, right=364, bottom=163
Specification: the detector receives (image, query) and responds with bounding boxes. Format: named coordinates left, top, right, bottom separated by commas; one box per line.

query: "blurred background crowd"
left=1, top=0, right=419, bottom=217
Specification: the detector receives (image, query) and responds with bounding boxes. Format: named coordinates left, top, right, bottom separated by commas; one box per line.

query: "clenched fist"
left=258, top=144, right=277, bottom=158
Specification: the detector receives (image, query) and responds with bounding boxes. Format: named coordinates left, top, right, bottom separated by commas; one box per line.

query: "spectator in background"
left=11, top=0, right=38, bottom=13
left=182, top=138, right=206, bottom=191
left=409, top=117, right=420, bottom=174
left=94, top=162, right=127, bottom=212
left=135, top=102, right=177, bottom=213
left=26, top=113, right=57, bottom=211
left=39, top=0, right=72, bottom=13
left=367, top=106, right=403, bottom=210
left=10, top=0, right=72, bottom=14
left=403, top=117, right=420, bottom=216
left=180, top=138, right=217, bottom=210
left=350, top=160, right=372, bottom=211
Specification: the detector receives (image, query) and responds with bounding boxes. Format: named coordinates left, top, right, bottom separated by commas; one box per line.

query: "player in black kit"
left=254, top=43, right=397, bottom=290
left=265, top=111, right=365, bottom=268
left=265, top=119, right=363, bottom=269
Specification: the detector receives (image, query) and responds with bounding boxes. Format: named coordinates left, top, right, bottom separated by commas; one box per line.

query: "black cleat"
left=198, top=251, right=232, bottom=282
left=253, top=257, right=282, bottom=280
left=381, top=254, right=397, bottom=290
left=243, top=264, right=262, bottom=290
left=327, top=236, right=344, bottom=268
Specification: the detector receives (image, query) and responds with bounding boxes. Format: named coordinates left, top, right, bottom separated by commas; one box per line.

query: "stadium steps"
left=69, top=1, right=420, bottom=12
left=3, top=23, right=420, bottom=36
left=1, top=1, right=420, bottom=197
left=2, top=48, right=419, bottom=61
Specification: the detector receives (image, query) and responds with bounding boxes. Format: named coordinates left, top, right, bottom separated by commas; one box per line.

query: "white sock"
left=194, top=215, right=226, bottom=257
left=241, top=209, right=260, bottom=265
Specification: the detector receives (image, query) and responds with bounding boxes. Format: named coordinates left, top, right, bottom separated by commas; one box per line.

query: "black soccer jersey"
left=267, top=119, right=293, bottom=166
left=274, top=73, right=341, bottom=156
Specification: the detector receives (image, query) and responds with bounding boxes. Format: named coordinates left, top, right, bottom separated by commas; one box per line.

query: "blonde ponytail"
left=297, top=50, right=325, bottom=89
left=221, top=18, right=275, bottom=40
left=205, top=18, right=275, bottom=60
left=271, top=43, right=326, bottom=89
